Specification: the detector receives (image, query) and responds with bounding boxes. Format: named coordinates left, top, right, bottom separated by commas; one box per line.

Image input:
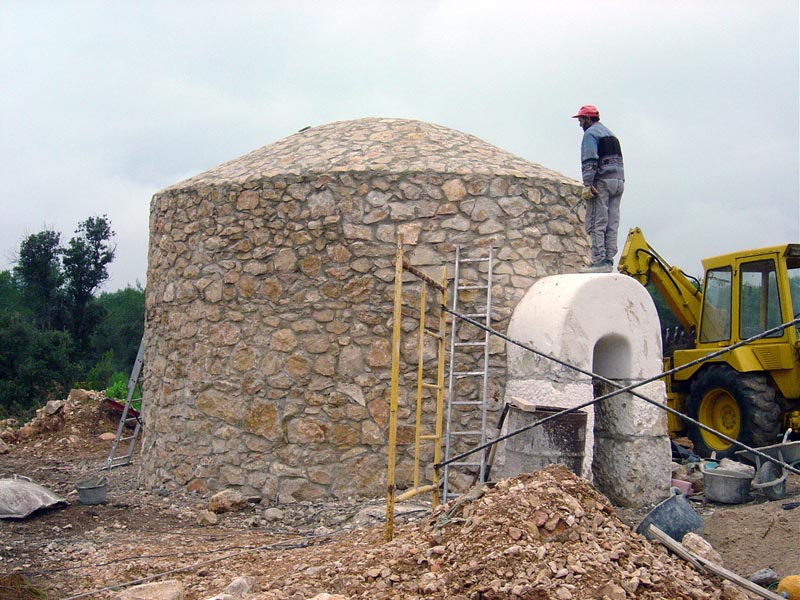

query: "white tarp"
left=0, top=475, right=68, bottom=519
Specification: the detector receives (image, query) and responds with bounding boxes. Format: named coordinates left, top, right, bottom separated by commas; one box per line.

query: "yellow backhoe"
left=617, top=227, right=800, bottom=458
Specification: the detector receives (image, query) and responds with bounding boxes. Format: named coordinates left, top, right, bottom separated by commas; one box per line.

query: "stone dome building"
left=140, top=117, right=587, bottom=501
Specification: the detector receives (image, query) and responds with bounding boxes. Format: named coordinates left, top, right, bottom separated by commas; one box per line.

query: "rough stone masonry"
left=140, top=117, right=588, bottom=501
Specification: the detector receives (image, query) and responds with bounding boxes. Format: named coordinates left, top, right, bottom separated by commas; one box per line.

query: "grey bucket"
left=503, top=405, right=587, bottom=476
left=75, top=476, right=108, bottom=505
left=636, top=488, right=703, bottom=541
left=702, top=466, right=752, bottom=504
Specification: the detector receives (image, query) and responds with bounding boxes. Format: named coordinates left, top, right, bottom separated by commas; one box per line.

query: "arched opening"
left=592, top=334, right=631, bottom=379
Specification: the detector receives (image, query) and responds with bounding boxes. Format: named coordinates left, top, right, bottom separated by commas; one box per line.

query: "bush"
left=105, top=372, right=129, bottom=400
left=81, top=350, right=116, bottom=391
left=104, top=371, right=141, bottom=413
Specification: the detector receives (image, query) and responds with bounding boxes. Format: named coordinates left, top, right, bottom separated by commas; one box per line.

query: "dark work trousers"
left=585, top=179, right=624, bottom=264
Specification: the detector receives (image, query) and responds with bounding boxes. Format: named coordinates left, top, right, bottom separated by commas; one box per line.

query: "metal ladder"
left=442, top=246, right=494, bottom=501
left=102, top=339, right=144, bottom=470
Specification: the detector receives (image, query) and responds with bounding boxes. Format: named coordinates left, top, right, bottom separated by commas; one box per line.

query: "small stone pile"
left=0, top=389, right=114, bottom=446
left=240, top=465, right=746, bottom=600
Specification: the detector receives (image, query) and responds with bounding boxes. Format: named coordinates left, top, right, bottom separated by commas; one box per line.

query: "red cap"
left=571, top=104, right=599, bottom=118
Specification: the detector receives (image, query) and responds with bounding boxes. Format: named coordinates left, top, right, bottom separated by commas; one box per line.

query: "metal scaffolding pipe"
left=435, top=311, right=800, bottom=477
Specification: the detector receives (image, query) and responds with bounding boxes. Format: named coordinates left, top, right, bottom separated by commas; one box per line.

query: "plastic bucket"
left=75, top=477, right=108, bottom=505
left=635, top=488, right=703, bottom=541
left=702, top=466, right=752, bottom=504
left=503, top=405, right=587, bottom=476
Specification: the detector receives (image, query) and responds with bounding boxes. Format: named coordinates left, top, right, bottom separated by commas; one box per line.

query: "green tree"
left=74, top=284, right=144, bottom=392
left=0, top=217, right=120, bottom=417
left=0, top=271, right=27, bottom=320
left=88, top=284, right=145, bottom=384
left=643, top=282, right=697, bottom=355
left=645, top=282, right=682, bottom=330
left=80, top=350, right=116, bottom=391
left=12, top=230, right=64, bottom=330
left=62, top=216, right=116, bottom=353
left=0, top=314, right=74, bottom=418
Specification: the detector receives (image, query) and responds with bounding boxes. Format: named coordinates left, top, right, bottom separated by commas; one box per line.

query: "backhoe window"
left=788, top=257, right=800, bottom=332
left=739, top=259, right=781, bottom=339
left=699, top=267, right=731, bottom=343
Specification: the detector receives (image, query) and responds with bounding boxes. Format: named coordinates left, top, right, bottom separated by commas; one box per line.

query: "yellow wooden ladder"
left=385, top=235, right=447, bottom=541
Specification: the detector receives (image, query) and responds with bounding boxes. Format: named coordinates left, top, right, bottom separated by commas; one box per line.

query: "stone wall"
left=140, top=118, right=587, bottom=501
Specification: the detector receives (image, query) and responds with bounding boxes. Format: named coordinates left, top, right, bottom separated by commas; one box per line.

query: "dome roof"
left=168, top=117, right=570, bottom=189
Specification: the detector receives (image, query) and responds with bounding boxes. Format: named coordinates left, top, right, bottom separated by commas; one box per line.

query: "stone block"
left=442, top=178, right=466, bottom=201
left=243, top=402, right=282, bottom=440
left=592, top=434, right=671, bottom=507
left=116, top=580, right=184, bottom=600
left=196, top=389, right=245, bottom=426
left=593, top=382, right=667, bottom=437
left=209, top=489, right=248, bottom=513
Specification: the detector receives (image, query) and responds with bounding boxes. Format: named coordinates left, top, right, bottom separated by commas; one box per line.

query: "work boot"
left=583, top=261, right=609, bottom=273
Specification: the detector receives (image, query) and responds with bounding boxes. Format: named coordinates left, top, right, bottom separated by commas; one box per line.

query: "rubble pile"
left=247, top=465, right=744, bottom=600
left=0, top=389, right=116, bottom=448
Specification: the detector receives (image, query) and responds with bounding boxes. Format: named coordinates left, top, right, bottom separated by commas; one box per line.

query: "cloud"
left=0, top=0, right=797, bottom=289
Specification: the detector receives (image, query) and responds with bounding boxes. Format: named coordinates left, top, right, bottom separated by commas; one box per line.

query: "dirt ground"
left=1, top=392, right=798, bottom=600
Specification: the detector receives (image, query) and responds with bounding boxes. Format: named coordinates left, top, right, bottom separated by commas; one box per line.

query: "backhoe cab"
left=617, top=227, right=800, bottom=458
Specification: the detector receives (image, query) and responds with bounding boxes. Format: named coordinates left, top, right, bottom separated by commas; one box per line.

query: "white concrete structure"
left=499, top=273, right=671, bottom=507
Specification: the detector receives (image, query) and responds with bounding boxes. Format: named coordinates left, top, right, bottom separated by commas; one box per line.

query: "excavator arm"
left=617, top=227, right=703, bottom=333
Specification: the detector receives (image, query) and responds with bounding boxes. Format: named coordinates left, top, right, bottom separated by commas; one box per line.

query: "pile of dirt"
left=1, top=391, right=798, bottom=600
left=0, top=389, right=119, bottom=452
left=245, top=466, right=746, bottom=599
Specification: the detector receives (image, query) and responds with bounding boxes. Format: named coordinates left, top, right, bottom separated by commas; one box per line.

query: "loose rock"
left=197, top=509, right=219, bottom=525
left=209, top=489, right=248, bottom=513
left=682, top=531, right=723, bottom=566
left=116, top=579, right=184, bottom=600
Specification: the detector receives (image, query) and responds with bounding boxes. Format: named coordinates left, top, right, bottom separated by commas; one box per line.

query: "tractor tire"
left=686, top=365, right=781, bottom=459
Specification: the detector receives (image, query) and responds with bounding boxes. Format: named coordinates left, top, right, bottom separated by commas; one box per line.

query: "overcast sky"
left=1, top=1, right=798, bottom=292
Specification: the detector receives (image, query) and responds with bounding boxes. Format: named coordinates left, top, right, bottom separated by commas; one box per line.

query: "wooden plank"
left=648, top=525, right=783, bottom=600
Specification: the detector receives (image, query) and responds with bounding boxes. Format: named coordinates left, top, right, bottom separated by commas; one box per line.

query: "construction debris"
left=246, top=466, right=752, bottom=599
left=2, top=392, right=798, bottom=599
left=647, top=525, right=779, bottom=599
